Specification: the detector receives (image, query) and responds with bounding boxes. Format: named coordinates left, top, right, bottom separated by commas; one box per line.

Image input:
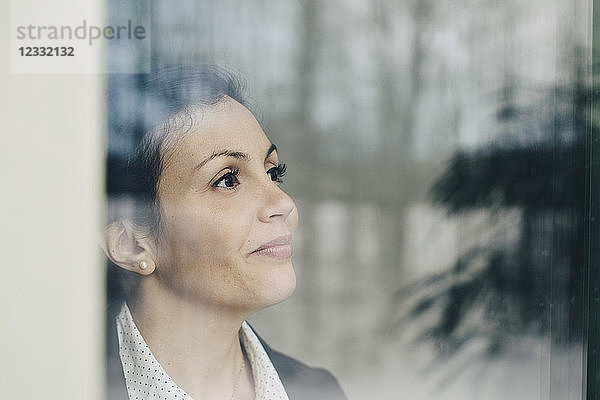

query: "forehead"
left=162, top=98, right=272, bottom=169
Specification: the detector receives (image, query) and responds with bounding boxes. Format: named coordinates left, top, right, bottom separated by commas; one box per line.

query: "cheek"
left=159, top=199, right=253, bottom=266
left=203, top=199, right=255, bottom=251
left=155, top=200, right=261, bottom=302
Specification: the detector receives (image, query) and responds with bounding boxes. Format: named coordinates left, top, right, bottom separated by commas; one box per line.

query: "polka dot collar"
left=116, top=303, right=289, bottom=400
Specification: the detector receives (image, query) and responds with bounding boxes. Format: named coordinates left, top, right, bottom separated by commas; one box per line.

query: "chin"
left=257, top=262, right=297, bottom=308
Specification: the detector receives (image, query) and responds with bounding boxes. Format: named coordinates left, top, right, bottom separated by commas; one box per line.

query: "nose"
left=257, top=183, right=296, bottom=223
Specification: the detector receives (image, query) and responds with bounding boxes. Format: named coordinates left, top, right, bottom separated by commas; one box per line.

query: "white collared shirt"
left=116, top=303, right=289, bottom=400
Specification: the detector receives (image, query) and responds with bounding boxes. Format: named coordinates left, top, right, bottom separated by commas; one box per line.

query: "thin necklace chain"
left=230, top=357, right=246, bottom=400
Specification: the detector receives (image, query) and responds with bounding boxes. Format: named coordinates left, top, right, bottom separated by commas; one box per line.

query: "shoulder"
left=253, top=331, right=347, bottom=400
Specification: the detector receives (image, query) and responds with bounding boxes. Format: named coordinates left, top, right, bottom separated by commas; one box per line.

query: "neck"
left=128, top=277, right=252, bottom=399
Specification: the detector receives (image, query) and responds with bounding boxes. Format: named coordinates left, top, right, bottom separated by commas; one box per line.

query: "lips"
left=251, top=235, right=293, bottom=259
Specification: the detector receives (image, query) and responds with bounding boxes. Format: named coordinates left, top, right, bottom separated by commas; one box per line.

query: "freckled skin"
left=151, top=98, right=298, bottom=311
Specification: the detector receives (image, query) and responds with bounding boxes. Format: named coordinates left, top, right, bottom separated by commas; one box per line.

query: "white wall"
left=0, top=0, right=104, bottom=398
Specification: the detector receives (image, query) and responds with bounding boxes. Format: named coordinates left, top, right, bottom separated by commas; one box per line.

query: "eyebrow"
left=265, top=144, right=277, bottom=161
left=193, top=143, right=278, bottom=171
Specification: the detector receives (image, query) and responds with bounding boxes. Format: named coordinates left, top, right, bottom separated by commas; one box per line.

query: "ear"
left=102, top=220, right=156, bottom=275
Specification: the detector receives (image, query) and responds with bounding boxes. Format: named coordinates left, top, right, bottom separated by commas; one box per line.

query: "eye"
left=267, top=162, right=287, bottom=183
left=213, top=169, right=240, bottom=188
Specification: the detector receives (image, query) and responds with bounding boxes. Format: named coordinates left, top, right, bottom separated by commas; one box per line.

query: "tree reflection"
left=395, top=77, right=589, bottom=358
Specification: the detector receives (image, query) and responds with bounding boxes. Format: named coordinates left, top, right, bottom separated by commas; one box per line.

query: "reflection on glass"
left=105, top=0, right=590, bottom=398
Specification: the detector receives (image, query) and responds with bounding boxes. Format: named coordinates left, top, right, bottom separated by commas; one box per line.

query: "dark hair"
left=108, top=65, right=248, bottom=235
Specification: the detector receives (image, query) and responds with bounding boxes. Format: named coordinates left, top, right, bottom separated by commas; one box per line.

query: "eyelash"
left=268, top=163, right=287, bottom=183
left=213, top=169, right=240, bottom=189
left=212, top=162, right=287, bottom=189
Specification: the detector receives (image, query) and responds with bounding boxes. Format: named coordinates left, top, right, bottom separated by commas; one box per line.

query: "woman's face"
left=152, top=98, right=298, bottom=311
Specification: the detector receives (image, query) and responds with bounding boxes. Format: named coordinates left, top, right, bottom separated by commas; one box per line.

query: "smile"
left=251, top=235, right=293, bottom=259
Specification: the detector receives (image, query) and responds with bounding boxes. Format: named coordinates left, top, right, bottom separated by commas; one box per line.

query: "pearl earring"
left=139, top=261, right=148, bottom=270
